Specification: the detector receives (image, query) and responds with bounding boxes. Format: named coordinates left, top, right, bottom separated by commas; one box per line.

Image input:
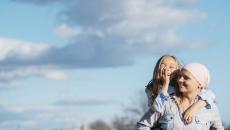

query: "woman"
left=135, top=63, right=224, bottom=130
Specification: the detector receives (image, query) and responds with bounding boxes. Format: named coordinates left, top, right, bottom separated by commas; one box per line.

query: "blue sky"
left=0, top=0, right=230, bottom=129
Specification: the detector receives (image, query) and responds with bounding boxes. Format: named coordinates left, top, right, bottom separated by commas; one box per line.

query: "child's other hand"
left=183, top=108, right=195, bottom=125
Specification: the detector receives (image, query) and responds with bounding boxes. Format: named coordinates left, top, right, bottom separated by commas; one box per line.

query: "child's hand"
left=183, top=107, right=195, bottom=124
left=160, top=67, right=170, bottom=86
left=183, top=100, right=206, bottom=125
left=160, top=67, right=170, bottom=96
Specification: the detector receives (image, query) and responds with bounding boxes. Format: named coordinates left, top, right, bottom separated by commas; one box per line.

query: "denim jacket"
left=135, top=96, right=224, bottom=130
left=145, top=85, right=215, bottom=113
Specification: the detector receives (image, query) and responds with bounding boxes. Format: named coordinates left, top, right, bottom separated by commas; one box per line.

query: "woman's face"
left=160, top=56, right=178, bottom=79
left=177, top=69, right=200, bottom=94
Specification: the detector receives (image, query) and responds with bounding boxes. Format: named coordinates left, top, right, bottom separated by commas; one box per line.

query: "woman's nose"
left=178, top=77, right=183, bottom=82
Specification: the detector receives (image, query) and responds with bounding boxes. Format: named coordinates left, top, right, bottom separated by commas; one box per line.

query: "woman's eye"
left=184, top=76, right=189, bottom=80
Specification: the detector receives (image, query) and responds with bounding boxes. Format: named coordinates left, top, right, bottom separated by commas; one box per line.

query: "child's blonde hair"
left=146, top=54, right=180, bottom=103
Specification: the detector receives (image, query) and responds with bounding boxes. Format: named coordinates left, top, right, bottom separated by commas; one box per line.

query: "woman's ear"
left=198, top=85, right=204, bottom=92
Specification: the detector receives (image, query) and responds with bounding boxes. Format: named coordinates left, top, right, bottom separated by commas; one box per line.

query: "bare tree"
left=90, top=120, right=111, bottom=130
left=112, top=116, right=134, bottom=130
left=112, top=90, right=148, bottom=130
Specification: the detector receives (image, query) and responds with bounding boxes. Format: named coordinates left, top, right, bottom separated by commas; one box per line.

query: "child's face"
left=160, top=56, right=178, bottom=79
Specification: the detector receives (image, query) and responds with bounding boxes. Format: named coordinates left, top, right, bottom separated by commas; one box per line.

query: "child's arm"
left=183, top=100, right=206, bottom=124
left=147, top=67, right=171, bottom=112
left=161, top=82, right=170, bottom=96
left=151, top=75, right=171, bottom=112
left=152, top=91, right=170, bottom=112
left=145, top=86, right=169, bottom=111
left=183, top=89, right=216, bottom=124
left=198, top=89, right=216, bottom=109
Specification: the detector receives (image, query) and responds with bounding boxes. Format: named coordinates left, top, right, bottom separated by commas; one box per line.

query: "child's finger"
left=184, top=117, right=190, bottom=124
left=185, top=115, right=194, bottom=125
left=183, top=112, right=188, bottom=119
left=164, top=68, right=167, bottom=76
left=187, top=116, right=193, bottom=124
left=160, top=67, right=164, bottom=78
left=183, top=114, right=188, bottom=122
left=161, top=67, right=166, bottom=79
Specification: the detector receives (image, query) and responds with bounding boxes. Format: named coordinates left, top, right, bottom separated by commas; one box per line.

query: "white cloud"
left=0, top=38, right=50, bottom=61
left=9, top=0, right=207, bottom=66
left=52, top=0, right=207, bottom=56
left=2, top=0, right=209, bottom=82
left=0, top=38, right=68, bottom=82
left=55, top=23, right=83, bottom=38
left=0, top=66, right=67, bottom=81
left=42, top=69, right=68, bottom=80
left=55, top=23, right=106, bottom=39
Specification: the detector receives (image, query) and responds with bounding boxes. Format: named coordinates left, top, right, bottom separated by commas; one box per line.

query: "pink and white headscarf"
left=183, top=63, right=210, bottom=88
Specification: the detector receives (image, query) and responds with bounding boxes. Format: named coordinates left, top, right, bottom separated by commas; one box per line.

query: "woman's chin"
left=179, top=86, right=186, bottom=92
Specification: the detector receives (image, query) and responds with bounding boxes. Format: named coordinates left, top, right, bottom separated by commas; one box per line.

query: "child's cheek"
left=166, top=69, right=172, bottom=76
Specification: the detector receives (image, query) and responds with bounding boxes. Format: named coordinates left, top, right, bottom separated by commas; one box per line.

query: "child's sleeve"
left=152, top=91, right=170, bottom=113
left=145, top=86, right=174, bottom=113
left=198, top=89, right=216, bottom=109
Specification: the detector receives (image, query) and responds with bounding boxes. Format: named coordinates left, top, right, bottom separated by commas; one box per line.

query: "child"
left=145, top=54, right=215, bottom=124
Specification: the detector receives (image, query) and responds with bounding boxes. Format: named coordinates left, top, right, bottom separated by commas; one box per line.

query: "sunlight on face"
left=177, top=69, right=200, bottom=93
left=160, top=56, right=178, bottom=78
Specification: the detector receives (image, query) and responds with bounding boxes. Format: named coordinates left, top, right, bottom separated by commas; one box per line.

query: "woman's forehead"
left=180, top=69, right=193, bottom=77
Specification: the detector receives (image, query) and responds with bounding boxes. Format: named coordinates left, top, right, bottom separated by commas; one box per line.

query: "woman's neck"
left=181, top=93, right=197, bottom=104
left=177, top=93, right=196, bottom=113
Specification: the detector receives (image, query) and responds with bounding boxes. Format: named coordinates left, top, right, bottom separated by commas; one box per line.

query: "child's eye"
left=170, top=66, right=175, bottom=69
left=161, top=63, right=166, bottom=67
